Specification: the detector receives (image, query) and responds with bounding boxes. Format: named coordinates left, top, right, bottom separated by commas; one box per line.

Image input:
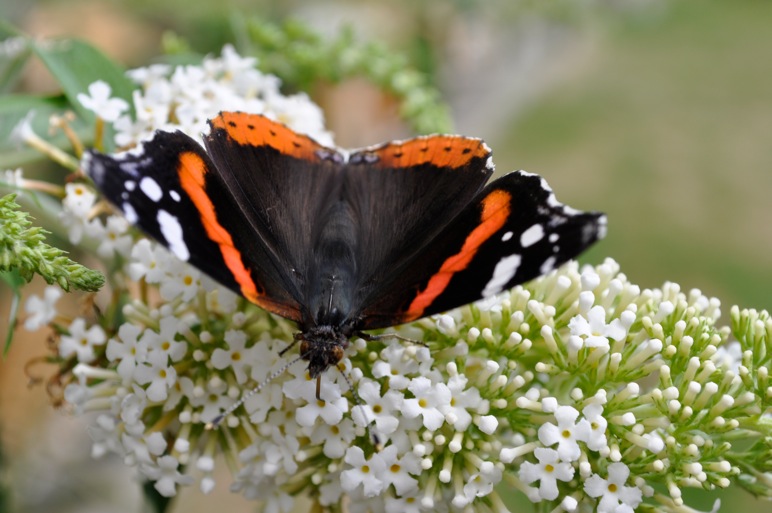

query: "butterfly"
left=85, top=111, right=606, bottom=391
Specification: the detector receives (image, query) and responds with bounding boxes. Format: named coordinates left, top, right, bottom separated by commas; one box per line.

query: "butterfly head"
left=298, top=325, right=350, bottom=378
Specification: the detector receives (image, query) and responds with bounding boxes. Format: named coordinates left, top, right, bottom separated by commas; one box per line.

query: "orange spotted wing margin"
left=358, top=170, right=607, bottom=328
left=83, top=130, right=305, bottom=322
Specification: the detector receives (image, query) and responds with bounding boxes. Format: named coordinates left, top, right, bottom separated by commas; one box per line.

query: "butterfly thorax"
left=300, top=199, right=360, bottom=377
left=298, top=325, right=350, bottom=378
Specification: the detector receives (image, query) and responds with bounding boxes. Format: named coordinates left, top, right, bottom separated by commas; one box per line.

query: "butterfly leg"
left=279, top=333, right=304, bottom=356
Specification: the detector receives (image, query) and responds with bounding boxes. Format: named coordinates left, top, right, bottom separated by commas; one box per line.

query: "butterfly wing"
left=203, top=113, right=495, bottom=325
left=84, top=129, right=305, bottom=321
left=358, top=170, right=607, bottom=328
left=343, top=134, right=496, bottom=301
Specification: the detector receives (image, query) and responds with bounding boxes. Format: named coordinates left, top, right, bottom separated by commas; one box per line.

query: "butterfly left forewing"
left=358, top=170, right=607, bottom=328
left=84, top=130, right=305, bottom=322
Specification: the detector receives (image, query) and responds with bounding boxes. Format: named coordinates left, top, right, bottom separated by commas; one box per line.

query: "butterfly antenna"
left=362, top=331, right=428, bottom=348
left=206, top=354, right=305, bottom=429
left=337, top=364, right=382, bottom=451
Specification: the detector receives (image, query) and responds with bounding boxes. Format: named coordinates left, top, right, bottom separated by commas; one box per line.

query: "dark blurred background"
left=1, top=0, right=770, bottom=511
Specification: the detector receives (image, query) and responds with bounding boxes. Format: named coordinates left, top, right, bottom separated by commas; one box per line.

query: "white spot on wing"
left=170, top=190, right=181, bottom=202
left=597, top=215, right=608, bottom=239
left=540, top=256, right=557, bottom=275
left=157, top=210, right=189, bottom=261
left=83, top=152, right=104, bottom=184
left=125, top=180, right=136, bottom=191
left=140, top=177, right=163, bottom=202
left=501, top=231, right=513, bottom=242
left=123, top=203, right=138, bottom=224
left=549, top=233, right=559, bottom=243
left=482, top=254, right=521, bottom=297
left=485, top=156, right=495, bottom=170
left=520, top=223, right=544, bottom=248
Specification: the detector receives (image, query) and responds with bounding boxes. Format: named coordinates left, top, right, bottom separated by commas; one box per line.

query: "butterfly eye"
left=299, top=340, right=311, bottom=359
left=331, top=345, right=344, bottom=363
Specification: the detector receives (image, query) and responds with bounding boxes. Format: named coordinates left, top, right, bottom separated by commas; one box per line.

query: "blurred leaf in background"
left=501, top=0, right=772, bottom=313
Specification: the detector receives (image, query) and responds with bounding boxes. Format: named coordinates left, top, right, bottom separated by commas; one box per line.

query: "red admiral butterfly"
left=84, top=112, right=606, bottom=381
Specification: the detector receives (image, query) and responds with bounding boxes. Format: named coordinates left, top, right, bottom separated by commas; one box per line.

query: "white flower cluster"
left=19, top=47, right=769, bottom=512
left=77, top=44, right=332, bottom=150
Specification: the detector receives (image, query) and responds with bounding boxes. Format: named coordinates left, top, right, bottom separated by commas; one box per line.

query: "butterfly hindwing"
left=84, top=130, right=305, bottom=321
left=359, top=170, right=607, bottom=328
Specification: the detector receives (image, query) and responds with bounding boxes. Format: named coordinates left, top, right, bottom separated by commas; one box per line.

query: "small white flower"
left=291, top=378, right=348, bottom=427
left=24, top=286, right=61, bottom=330
left=106, top=322, right=148, bottom=381
left=354, top=378, right=402, bottom=435
left=261, top=422, right=301, bottom=476
left=442, top=373, right=486, bottom=431
left=159, top=265, right=201, bottom=302
left=569, top=304, right=629, bottom=351
left=378, top=444, right=421, bottom=496
left=142, top=316, right=187, bottom=363
left=128, top=239, right=171, bottom=282
left=182, top=377, right=231, bottom=423
left=1, top=168, right=24, bottom=188
left=538, top=405, right=590, bottom=462
left=87, top=413, right=121, bottom=458
left=582, top=403, right=609, bottom=452
left=520, top=447, right=575, bottom=501
left=135, top=350, right=177, bottom=402
left=402, top=376, right=452, bottom=431
left=60, top=183, right=98, bottom=244
left=126, top=64, right=171, bottom=86
left=10, top=111, right=36, bottom=145
left=140, top=455, right=194, bottom=497
left=318, top=472, right=345, bottom=506
left=77, top=80, right=129, bottom=122
left=212, top=44, right=258, bottom=75
left=714, top=341, right=743, bottom=374
left=384, top=494, right=424, bottom=513
left=202, top=276, right=239, bottom=313
left=59, top=318, right=106, bottom=363
left=308, top=417, right=357, bottom=459
left=263, top=93, right=334, bottom=147
left=372, top=344, right=428, bottom=390
left=122, top=431, right=166, bottom=466
left=341, top=446, right=386, bottom=497
left=62, top=182, right=97, bottom=219
left=462, top=460, right=502, bottom=502
left=584, top=462, right=643, bottom=513
left=212, top=329, right=254, bottom=383
left=94, top=215, right=133, bottom=258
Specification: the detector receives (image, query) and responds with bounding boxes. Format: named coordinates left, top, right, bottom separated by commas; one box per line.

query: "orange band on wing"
left=373, top=136, right=489, bottom=169
left=403, top=189, right=511, bottom=320
left=177, top=151, right=260, bottom=303
left=210, top=112, right=321, bottom=160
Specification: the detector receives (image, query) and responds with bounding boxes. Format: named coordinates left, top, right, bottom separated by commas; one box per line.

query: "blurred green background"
left=1, top=0, right=770, bottom=511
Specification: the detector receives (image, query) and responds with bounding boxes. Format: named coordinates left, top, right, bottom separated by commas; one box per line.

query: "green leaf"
left=0, top=35, right=32, bottom=93
left=0, top=269, right=24, bottom=356
left=31, top=38, right=135, bottom=121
